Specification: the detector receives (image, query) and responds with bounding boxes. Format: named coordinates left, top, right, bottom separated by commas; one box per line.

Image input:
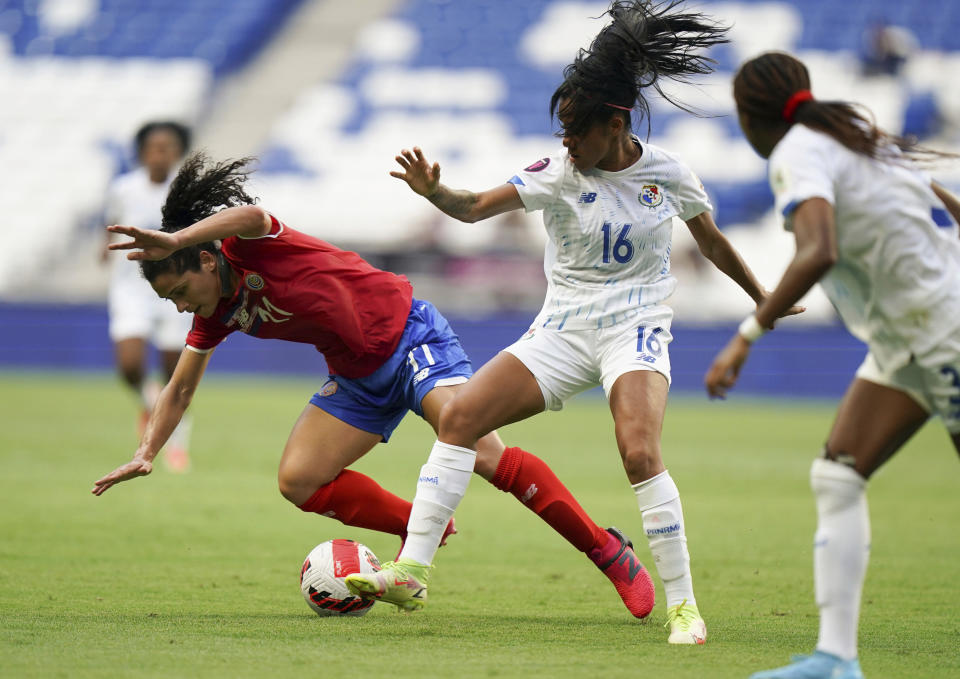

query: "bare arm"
left=704, top=197, right=837, bottom=398
left=391, top=147, right=524, bottom=223
left=92, top=348, right=214, bottom=495
left=932, top=181, right=960, bottom=231
left=752, top=198, right=837, bottom=328
left=107, top=205, right=272, bottom=261
left=685, top=211, right=766, bottom=304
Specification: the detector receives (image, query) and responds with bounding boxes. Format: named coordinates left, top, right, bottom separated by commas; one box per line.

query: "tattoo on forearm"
left=428, top=186, right=478, bottom=220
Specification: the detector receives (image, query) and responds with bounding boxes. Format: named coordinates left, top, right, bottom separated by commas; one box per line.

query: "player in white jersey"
left=103, top=122, right=193, bottom=472
left=346, top=1, right=798, bottom=642
left=705, top=52, right=960, bottom=679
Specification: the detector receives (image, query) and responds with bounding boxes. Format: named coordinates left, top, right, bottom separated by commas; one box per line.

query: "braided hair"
left=550, top=0, right=729, bottom=138
left=140, top=152, right=257, bottom=283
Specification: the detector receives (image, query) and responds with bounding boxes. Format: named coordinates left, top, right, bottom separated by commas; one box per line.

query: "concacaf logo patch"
left=244, top=273, right=265, bottom=291
left=319, top=380, right=338, bottom=397
left=639, top=184, right=663, bottom=208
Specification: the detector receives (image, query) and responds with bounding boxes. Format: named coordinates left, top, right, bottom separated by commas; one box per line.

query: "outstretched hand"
left=91, top=458, right=153, bottom=496
left=390, top=147, right=440, bottom=197
left=106, top=225, right=178, bottom=261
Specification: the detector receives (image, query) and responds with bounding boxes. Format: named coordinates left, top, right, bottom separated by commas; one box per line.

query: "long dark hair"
left=550, top=0, right=729, bottom=138
left=140, top=152, right=258, bottom=282
left=734, top=51, right=954, bottom=163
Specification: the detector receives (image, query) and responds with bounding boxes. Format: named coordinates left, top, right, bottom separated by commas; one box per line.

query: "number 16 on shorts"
left=636, top=326, right=664, bottom=365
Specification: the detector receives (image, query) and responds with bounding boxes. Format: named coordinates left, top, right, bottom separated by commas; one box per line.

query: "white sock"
left=399, top=441, right=476, bottom=566
left=633, top=470, right=695, bottom=609
left=811, top=458, right=869, bottom=661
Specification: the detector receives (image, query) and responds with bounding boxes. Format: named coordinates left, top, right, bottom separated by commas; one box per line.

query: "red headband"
left=782, top=89, right=814, bottom=124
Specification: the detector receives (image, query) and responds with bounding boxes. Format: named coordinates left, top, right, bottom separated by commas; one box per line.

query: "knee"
left=277, top=455, right=340, bottom=507
left=117, top=362, right=144, bottom=388
left=620, top=440, right=664, bottom=484
left=437, top=398, right=480, bottom=445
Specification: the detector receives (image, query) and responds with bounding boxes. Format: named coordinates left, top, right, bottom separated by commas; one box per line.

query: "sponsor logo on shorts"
left=244, top=273, right=265, bottom=291
left=319, top=380, right=338, bottom=397
left=524, top=158, right=550, bottom=172
left=637, top=354, right=657, bottom=364
left=413, top=367, right=431, bottom=385
left=520, top=327, right=536, bottom=340
left=639, top=184, right=663, bottom=208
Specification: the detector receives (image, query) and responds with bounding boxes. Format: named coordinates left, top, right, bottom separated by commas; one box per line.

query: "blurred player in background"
left=103, top=121, right=193, bottom=472
left=91, top=153, right=657, bottom=619
left=705, top=51, right=960, bottom=679
left=348, top=0, right=798, bottom=643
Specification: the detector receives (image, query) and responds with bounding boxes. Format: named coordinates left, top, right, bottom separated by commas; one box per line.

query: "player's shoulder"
left=637, top=140, right=696, bottom=177
left=773, top=124, right=841, bottom=163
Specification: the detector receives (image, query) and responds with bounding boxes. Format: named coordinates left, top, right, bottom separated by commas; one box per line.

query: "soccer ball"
left=299, top=539, right=381, bottom=617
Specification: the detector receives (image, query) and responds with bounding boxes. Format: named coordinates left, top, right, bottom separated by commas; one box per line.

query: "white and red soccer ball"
left=300, top=539, right=381, bottom=617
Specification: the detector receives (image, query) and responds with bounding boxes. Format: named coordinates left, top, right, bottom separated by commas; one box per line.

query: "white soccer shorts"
left=108, top=273, right=192, bottom=351
left=856, top=351, right=960, bottom=434
left=503, top=305, right=673, bottom=411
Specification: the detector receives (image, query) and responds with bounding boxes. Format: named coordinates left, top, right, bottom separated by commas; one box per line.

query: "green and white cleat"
left=344, top=557, right=431, bottom=612
left=665, top=599, right=707, bottom=644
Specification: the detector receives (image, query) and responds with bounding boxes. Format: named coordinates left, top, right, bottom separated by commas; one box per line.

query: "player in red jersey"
left=91, top=153, right=655, bottom=618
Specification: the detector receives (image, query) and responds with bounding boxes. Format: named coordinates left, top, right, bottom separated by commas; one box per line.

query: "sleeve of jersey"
left=676, top=168, right=714, bottom=221
left=769, top=134, right=836, bottom=231
left=507, top=154, right=565, bottom=213
left=185, top=313, right=230, bottom=354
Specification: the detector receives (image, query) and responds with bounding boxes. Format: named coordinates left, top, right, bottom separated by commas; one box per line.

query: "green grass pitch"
left=1, top=372, right=957, bottom=678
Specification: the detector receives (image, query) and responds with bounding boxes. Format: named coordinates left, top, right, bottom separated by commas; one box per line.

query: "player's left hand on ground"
left=91, top=458, right=153, bottom=496
left=106, top=225, right=178, bottom=261
left=704, top=334, right=752, bottom=399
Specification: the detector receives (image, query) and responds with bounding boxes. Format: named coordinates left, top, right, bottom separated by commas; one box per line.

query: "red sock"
left=491, top=446, right=608, bottom=553
left=298, top=470, right=411, bottom=538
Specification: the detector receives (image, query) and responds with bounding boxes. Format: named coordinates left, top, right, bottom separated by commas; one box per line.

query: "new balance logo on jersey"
left=578, top=192, right=597, bottom=204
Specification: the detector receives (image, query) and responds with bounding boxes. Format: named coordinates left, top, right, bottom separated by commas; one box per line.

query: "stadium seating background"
left=1, top=0, right=956, bottom=392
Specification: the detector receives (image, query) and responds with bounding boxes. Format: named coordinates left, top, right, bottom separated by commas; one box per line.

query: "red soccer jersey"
left=186, top=215, right=413, bottom=379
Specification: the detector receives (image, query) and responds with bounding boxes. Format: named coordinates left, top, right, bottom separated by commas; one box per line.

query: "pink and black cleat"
left=588, top=526, right=656, bottom=618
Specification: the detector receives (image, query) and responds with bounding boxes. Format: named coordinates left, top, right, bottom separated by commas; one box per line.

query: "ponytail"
left=550, top=0, right=729, bottom=137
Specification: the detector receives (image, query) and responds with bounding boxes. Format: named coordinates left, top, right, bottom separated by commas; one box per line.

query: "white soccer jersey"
left=509, top=138, right=712, bottom=330
left=769, top=124, right=960, bottom=371
left=105, top=167, right=172, bottom=284
left=104, top=167, right=190, bottom=348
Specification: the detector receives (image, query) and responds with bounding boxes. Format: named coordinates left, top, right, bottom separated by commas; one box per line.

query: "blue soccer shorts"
left=309, top=299, right=473, bottom=442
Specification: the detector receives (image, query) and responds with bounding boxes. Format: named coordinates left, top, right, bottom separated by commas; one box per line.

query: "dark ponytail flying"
left=550, top=0, right=729, bottom=138
left=734, top=51, right=955, bottom=164
left=140, top=152, right=258, bottom=283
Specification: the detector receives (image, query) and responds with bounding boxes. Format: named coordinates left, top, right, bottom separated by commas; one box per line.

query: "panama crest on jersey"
left=639, top=184, right=664, bottom=208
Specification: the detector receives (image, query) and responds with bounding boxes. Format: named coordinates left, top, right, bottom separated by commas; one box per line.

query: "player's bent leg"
left=280, top=404, right=417, bottom=541
left=609, top=370, right=704, bottom=640
left=113, top=338, right=148, bottom=392
left=796, top=378, right=927, bottom=666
